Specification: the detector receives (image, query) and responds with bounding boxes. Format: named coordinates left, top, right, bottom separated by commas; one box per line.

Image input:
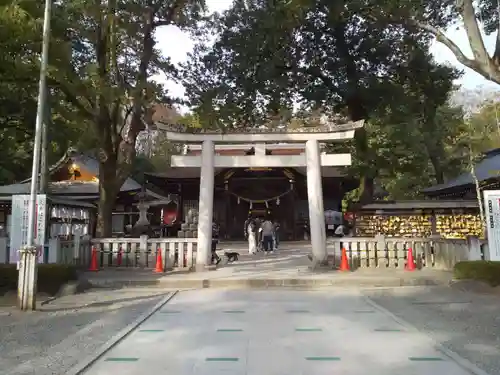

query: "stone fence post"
left=466, top=236, right=482, bottom=261
left=0, top=237, right=7, bottom=263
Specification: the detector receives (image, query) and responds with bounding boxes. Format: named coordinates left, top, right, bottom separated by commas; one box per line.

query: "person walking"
left=273, top=219, right=280, bottom=251
left=244, top=214, right=253, bottom=240
left=247, top=219, right=257, bottom=254
left=261, top=217, right=275, bottom=254
left=211, top=221, right=221, bottom=265
left=254, top=216, right=262, bottom=251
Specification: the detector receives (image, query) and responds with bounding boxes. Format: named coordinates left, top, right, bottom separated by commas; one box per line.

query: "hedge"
left=0, top=264, right=79, bottom=295
left=453, top=261, right=500, bottom=287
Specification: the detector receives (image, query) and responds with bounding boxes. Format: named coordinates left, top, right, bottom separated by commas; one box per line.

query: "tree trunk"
left=358, top=175, right=375, bottom=203
left=345, top=96, right=375, bottom=204
left=96, top=158, right=118, bottom=238
left=427, top=151, right=445, bottom=184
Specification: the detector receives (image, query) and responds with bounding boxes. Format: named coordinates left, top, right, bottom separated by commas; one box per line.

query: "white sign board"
left=483, top=190, right=500, bottom=261
left=9, top=194, right=47, bottom=263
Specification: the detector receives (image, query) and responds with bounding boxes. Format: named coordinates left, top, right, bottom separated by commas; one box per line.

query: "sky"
left=154, top=0, right=499, bottom=102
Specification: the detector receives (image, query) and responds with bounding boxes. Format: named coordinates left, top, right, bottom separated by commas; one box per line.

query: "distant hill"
left=450, top=86, right=500, bottom=114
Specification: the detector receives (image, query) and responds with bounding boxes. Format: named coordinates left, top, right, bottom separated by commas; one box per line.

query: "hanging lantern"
left=276, top=197, right=280, bottom=205
left=250, top=201, right=253, bottom=209
left=237, top=197, right=240, bottom=204
left=224, top=181, right=228, bottom=190
left=265, top=201, right=269, bottom=208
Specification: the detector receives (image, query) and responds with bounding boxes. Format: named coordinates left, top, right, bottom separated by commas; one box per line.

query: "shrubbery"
left=0, top=264, right=79, bottom=295
left=453, top=261, right=500, bottom=287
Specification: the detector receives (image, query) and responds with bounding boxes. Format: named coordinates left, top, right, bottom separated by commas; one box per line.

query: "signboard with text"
left=9, top=194, right=46, bottom=263
left=483, top=190, right=500, bottom=261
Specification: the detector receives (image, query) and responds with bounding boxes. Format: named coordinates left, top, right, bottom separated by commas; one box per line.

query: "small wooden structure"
left=0, top=149, right=169, bottom=238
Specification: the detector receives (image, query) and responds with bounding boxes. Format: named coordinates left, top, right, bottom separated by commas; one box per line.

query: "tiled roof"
left=18, top=149, right=142, bottom=192
left=0, top=180, right=140, bottom=195
left=423, top=148, right=500, bottom=193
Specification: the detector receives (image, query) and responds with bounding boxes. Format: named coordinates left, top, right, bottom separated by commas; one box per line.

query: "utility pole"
left=18, top=0, right=52, bottom=311
left=40, top=89, right=50, bottom=194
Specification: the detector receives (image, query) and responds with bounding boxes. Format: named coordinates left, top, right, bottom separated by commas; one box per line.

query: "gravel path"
left=364, top=286, right=500, bottom=375
left=0, top=288, right=172, bottom=375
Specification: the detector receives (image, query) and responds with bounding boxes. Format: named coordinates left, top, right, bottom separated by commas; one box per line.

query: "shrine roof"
left=19, top=148, right=142, bottom=192
left=422, top=148, right=500, bottom=195
left=0, top=180, right=140, bottom=196
left=360, top=200, right=479, bottom=211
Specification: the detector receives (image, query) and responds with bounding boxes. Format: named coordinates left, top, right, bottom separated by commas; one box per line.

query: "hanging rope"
left=216, top=186, right=293, bottom=204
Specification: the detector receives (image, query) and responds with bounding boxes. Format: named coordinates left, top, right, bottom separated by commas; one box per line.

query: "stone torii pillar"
left=196, top=139, right=215, bottom=270
left=305, top=139, right=327, bottom=263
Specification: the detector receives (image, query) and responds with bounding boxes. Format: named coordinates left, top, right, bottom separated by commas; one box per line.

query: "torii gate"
left=156, top=121, right=364, bottom=270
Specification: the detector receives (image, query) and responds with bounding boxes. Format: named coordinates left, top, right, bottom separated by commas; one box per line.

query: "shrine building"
left=145, top=143, right=358, bottom=241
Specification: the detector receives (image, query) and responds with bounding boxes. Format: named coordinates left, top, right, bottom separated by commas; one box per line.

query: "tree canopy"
left=181, top=0, right=476, bottom=201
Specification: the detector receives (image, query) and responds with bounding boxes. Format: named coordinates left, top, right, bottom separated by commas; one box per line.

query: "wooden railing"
left=90, top=236, right=198, bottom=270
left=326, top=236, right=487, bottom=270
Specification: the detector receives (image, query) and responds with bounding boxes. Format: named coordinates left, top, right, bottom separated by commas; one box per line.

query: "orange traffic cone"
left=116, top=247, right=123, bottom=267
left=154, top=248, right=163, bottom=273
left=405, top=247, right=416, bottom=271
left=89, top=247, right=98, bottom=271
left=339, top=247, right=350, bottom=271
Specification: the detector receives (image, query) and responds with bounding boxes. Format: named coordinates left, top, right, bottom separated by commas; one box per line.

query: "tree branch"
left=47, top=77, right=95, bottom=120
left=493, top=19, right=500, bottom=64
left=458, top=0, right=491, bottom=67
left=411, top=20, right=478, bottom=71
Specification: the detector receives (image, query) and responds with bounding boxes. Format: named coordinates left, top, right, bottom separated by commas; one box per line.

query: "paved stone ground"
left=0, top=289, right=172, bottom=375
left=364, top=286, right=500, bottom=375
left=81, top=289, right=481, bottom=375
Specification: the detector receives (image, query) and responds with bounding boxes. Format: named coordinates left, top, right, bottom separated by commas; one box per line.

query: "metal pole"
left=40, top=90, right=49, bottom=194
left=18, top=0, right=52, bottom=311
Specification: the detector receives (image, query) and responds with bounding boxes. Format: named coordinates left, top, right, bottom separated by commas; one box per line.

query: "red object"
left=89, top=247, right=99, bottom=271
left=117, top=247, right=123, bottom=267
left=405, top=247, right=416, bottom=271
left=339, top=247, right=350, bottom=271
left=154, top=248, right=164, bottom=273
left=163, top=211, right=177, bottom=225
left=344, top=211, right=354, bottom=221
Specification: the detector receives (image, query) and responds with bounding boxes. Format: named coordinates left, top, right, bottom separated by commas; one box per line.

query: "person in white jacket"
left=247, top=220, right=257, bottom=255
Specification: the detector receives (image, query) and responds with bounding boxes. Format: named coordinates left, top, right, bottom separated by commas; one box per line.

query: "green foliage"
left=454, top=261, right=500, bottom=286
left=466, top=101, right=500, bottom=155
left=0, top=264, right=79, bottom=295
left=182, top=0, right=471, bottom=201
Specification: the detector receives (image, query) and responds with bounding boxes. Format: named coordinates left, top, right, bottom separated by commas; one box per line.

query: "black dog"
left=224, top=251, right=240, bottom=262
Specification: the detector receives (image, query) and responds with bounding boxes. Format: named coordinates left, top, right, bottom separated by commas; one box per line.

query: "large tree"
left=42, top=0, right=206, bottom=236
left=182, top=0, right=459, bottom=202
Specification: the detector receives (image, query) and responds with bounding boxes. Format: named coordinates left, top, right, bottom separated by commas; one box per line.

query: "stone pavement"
left=0, top=288, right=172, bottom=375
left=84, top=246, right=453, bottom=289
left=76, top=289, right=486, bottom=375
left=364, top=286, right=500, bottom=375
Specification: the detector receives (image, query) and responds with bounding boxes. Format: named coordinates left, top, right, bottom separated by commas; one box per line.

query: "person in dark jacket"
left=211, top=221, right=221, bottom=265
left=273, top=220, right=280, bottom=250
